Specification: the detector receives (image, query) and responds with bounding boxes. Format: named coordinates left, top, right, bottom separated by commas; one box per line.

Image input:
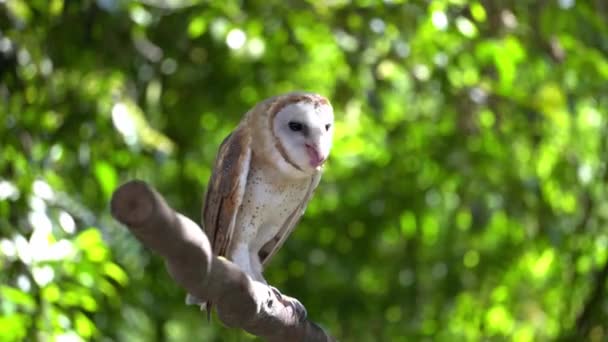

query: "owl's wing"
left=258, top=171, right=322, bottom=267
left=202, top=126, right=251, bottom=257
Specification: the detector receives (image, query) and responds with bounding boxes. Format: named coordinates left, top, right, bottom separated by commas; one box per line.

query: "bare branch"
left=110, top=180, right=335, bottom=342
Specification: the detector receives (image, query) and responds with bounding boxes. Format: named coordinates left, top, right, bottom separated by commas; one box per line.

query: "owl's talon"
left=269, top=286, right=307, bottom=321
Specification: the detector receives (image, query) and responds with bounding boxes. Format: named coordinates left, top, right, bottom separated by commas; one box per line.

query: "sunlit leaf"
left=530, top=248, right=555, bottom=278
left=486, top=305, right=514, bottom=334
left=75, top=312, right=96, bottom=338
left=42, top=284, right=61, bottom=303
left=0, top=286, right=35, bottom=311
left=94, top=162, right=117, bottom=201
left=188, top=16, right=208, bottom=38
left=103, top=262, right=129, bottom=286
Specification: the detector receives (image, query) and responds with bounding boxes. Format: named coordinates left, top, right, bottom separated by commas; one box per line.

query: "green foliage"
left=1, top=0, right=608, bottom=341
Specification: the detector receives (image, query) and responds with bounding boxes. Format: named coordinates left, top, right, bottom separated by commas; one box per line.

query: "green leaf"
left=94, top=161, right=118, bottom=201
left=0, top=286, right=35, bottom=312
left=75, top=312, right=96, bottom=338
left=188, top=17, right=208, bottom=38
left=103, top=262, right=128, bottom=286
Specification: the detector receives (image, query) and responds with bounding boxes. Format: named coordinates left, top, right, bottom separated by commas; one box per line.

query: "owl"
left=189, top=92, right=334, bottom=318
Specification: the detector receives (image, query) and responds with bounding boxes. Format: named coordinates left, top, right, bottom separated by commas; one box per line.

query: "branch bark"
left=110, top=180, right=335, bottom=342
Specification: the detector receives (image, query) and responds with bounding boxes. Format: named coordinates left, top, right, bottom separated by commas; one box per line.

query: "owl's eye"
left=325, top=124, right=331, bottom=131
left=288, top=121, right=304, bottom=132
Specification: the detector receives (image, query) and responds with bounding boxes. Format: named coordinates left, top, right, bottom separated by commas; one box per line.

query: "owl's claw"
left=269, top=286, right=307, bottom=321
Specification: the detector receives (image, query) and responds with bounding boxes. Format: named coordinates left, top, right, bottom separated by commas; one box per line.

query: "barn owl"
left=188, top=92, right=334, bottom=319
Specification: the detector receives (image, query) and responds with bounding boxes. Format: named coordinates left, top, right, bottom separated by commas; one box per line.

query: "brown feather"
left=200, top=125, right=252, bottom=318
left=202, top=126, right=251, bottom=255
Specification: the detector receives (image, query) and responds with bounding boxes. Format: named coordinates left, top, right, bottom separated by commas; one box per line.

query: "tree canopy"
left=1, top=0, right=607, bottom=341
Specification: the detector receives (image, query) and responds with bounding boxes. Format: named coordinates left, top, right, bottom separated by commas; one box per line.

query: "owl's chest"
left=237, top=167, right=309, bottom=249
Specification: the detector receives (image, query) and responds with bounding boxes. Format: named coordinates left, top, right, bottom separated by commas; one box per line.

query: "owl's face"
left=272, top=100, right=334, bottom=173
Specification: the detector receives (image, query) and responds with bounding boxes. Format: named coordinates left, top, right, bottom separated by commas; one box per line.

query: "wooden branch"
left=110, top=180, right=335, bottom=342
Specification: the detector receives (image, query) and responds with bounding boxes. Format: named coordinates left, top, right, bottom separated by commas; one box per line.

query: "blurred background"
left=1, top=0, right=607, bottom=341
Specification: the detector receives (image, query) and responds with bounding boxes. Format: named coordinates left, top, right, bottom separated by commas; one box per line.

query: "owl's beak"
left=305, top=143, right=326, bottom=168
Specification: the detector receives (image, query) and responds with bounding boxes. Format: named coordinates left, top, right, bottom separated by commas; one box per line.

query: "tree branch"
left=110, top=180, right=335, bottom=342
